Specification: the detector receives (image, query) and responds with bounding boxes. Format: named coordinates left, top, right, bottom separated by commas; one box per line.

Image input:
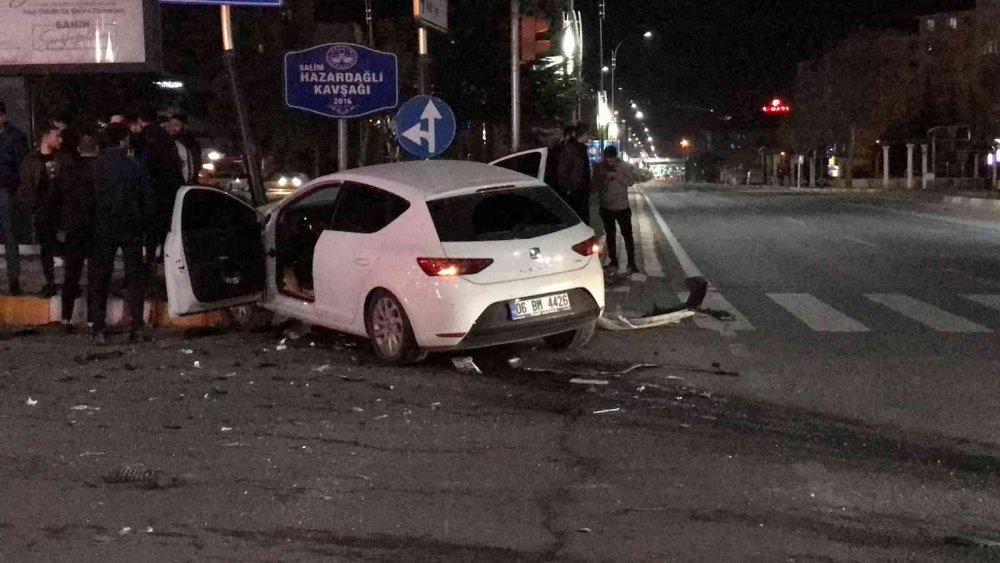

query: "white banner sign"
left=413, top=0, right=447, bottom=33
left=0, top=0, right=148, bottom=67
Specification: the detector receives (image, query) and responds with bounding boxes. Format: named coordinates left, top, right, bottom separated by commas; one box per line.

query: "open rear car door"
left=165, top=187, right=266, bottom=317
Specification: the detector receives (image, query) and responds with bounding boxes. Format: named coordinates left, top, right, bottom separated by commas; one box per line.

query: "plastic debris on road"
left=276, top=339, right=288, bottom=351
left=119, top=527, right=132, bottom=536
left=593, top=407, right=621, bottom=414
left=181, top=349, right=194, bottom=355
left=220, top=426, right=233, bottom=432
left=25, top=397, right=37, bottom=406
left=578, top=527, right=593, bottom=533
left=452, top=357, right=483, bottom=375
left=570, top=378, right=610, bottom=386
left=312, top=364, right=332, bottom=373
left=193, top=361, right=202, bottom=369
left=597, top=310, right=696, bottom=331
left=70, top=405, right=100, bottom=411
left=510, top=359, right=659, bottom=379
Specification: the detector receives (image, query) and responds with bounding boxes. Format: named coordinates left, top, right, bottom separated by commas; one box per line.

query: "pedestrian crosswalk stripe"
left=865, top=294, right=991, bottom=333
left=678, top=291, right=755, bottom=331
left=963, top=295, right=1000, bottom=312
left=767, top=293, right=870, bottom=332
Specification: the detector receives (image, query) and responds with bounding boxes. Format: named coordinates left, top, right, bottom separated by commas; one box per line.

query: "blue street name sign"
left=161, top=0, right=283, bottom=6
left=396, top=96, right=456, bottom=159
left=284, top=43, right=399, bottom=119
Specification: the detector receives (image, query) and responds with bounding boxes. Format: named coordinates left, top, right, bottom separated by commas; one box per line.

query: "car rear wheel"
left=365, top=289, right=427, bottom=365
left=543, top=320, right=596, bottom=350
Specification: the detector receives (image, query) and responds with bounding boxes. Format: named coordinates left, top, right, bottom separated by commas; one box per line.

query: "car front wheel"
left=365, top=289, right=427, bottom=365
left=543, top=320, right=596, bottom=350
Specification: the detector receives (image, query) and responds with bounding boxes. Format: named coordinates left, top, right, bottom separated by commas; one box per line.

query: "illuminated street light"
left=643, top=31, right=653, bottom=38
left=631, top=102, right=638, bottom=109
left=647, top=136, right=653, bottom=142
left=602, top=65, right=610, bottom=73
left=635, top=111, right=645, bottom=120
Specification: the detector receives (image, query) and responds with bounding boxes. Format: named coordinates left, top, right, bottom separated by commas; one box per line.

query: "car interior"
left=274, top=184, right=342, bottom=301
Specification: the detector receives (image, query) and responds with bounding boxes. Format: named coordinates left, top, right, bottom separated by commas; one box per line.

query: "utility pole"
left=417, top=27, right=429, bottom=94
left=511, top=0, right=520, bottom=152
left=220, top=6, right=265, bottom=206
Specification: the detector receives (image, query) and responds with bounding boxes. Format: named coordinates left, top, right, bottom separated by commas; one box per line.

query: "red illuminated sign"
left=762, top=98, right=791, bottom=115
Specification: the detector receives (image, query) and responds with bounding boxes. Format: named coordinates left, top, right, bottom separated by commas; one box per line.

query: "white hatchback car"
left=165, top=153, right=605, bottom=364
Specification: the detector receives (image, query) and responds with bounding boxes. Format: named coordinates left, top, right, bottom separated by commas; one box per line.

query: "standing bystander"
left=168, top=114, right=202, bottom=185
left=556, top=124, right=592, bottom=225
left=0, top=101, right=28, bottom=295
left=18, top=124, right=64, bottom=296
left=132, top=107, right=182, bottom=264
left=57, top=134, right=98, bottom=331
left=593, top=145, right=639, bottom=274
left=89, top=124, right=152, bottom=345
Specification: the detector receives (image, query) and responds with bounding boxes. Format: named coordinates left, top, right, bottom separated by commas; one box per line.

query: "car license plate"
left=509, top=293, right=571, bottom=320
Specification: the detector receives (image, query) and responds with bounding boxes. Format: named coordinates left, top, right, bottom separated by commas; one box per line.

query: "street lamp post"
left=610, top=31, right=652, bottom=124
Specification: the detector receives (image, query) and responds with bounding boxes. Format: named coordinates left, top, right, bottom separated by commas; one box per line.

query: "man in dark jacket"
left=556, top=124, right=592, bottom=225
left=89, top=124, right=152, bottom=345
left=168, top=114, right=202, bottom=184
left=18, top=124, right=64, bottom=297
left=0, top=101, right=28, bottom=295
left=132, top=107, right=182, bottom=263
left=57, top=135, right=98, bottom=331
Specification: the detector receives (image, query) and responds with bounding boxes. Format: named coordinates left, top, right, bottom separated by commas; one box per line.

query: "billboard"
left=413, top=0, right=447, bottom=33
left=0, top=0, right=161, bottom=74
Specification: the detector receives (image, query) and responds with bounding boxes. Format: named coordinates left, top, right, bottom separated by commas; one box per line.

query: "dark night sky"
left=591, top=0, right=974, bottom=121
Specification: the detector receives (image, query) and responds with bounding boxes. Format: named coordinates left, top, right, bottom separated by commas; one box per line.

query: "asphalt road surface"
left=4, top=184, right=1000, bottom=561
left=639, top=184, right=1000, bottom=448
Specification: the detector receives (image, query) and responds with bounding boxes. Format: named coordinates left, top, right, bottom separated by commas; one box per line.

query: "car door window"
left=330, top=182, right=410, bottom=234
left=494, top=152, right=543, bottom=178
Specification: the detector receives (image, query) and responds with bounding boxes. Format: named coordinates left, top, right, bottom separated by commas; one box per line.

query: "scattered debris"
left=79, top=452, right=105, bottom=457
left=118, top=527, right=132, bottom=536
left=70, top=405, right=100, bottom=411
left=312, top=364, right=332, bottom=373
left=144, top=526, right=154, bottom=534
left=598, top=310, right=696, bottom=331
left=373, top=414, right=388, bottom=420
left=74, top=350, right=124, bottom=364
left=356, top=474, right=371, bottom=481
left=220, top=426, right=233, bottom=432
left=275, top=339, right=288, bottom=351
left=593, top=407, right=621, bottom=414
left=945, top=536, right=1000, bottom=549
left=570, top=378, right=610, bottom=386
left=511, top=359, right=659, bottom=379
left=578, top=527, right=593, bottom=533
left=181, top=349, right=194, bottom=355
left=25, top=397, right=37, bottom=406
left=351, top=406, right=364, bottom=413
left=452, top=356, right=483, bottom=375
left=193, top=361, right=202, bottom=369
left=103, top=465, right=160, bottom=484
left=431, top=402, right=442, bottom=409
left=371, top=382, right=394, bottom=391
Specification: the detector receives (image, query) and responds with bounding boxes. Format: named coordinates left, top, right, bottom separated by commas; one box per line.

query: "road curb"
left=943, top=195, right=1000, bottom=211
left=0, top=294, right=227, bottom=329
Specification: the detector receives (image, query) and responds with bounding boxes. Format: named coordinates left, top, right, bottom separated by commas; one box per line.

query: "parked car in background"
left=264, top=172, right=311, bottom=201
left=165, top=159, right=605, bottom=365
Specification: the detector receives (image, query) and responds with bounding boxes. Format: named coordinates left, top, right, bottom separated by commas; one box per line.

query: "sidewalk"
left=0, top=257, right=225, bottom=329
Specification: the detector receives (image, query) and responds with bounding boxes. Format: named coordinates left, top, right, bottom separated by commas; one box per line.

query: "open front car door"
left=165, top=187, right=266, bottom=317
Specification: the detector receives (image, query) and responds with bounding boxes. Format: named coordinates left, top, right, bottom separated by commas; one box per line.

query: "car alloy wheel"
left=365, top=289, right=427, bottom=364
left=371, top=296, right=404, bottom=357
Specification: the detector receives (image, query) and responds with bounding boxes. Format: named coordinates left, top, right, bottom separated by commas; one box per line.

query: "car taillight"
left=572, top=236, right=601, bottom=257
left=417, top=258, right=494, bottom=277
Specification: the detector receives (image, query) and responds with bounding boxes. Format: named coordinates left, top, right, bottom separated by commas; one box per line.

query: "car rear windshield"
left=427, top=185, right=580, bottom=242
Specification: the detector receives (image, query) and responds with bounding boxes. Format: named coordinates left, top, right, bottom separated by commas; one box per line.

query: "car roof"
left=311, top=160, right=540, bottom=200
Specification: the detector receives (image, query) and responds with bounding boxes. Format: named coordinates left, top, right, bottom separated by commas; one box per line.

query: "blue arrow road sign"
left=162, top=0, right=282, bottom=6
left=396, top=96, right=456, bottom=159
left=284, top=43, right=399, bottom=119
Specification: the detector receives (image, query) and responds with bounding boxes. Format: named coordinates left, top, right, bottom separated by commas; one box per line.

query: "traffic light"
left=519, top=16, right=552, bottom=64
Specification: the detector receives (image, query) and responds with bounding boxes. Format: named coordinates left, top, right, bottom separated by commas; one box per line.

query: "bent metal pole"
left=221, top=6, right=266, bottom=206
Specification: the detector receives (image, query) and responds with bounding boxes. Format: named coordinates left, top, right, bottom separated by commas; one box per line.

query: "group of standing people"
left=0, top=102, right=193, bottom=344
left=548, top=123, right=640, bottom=275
